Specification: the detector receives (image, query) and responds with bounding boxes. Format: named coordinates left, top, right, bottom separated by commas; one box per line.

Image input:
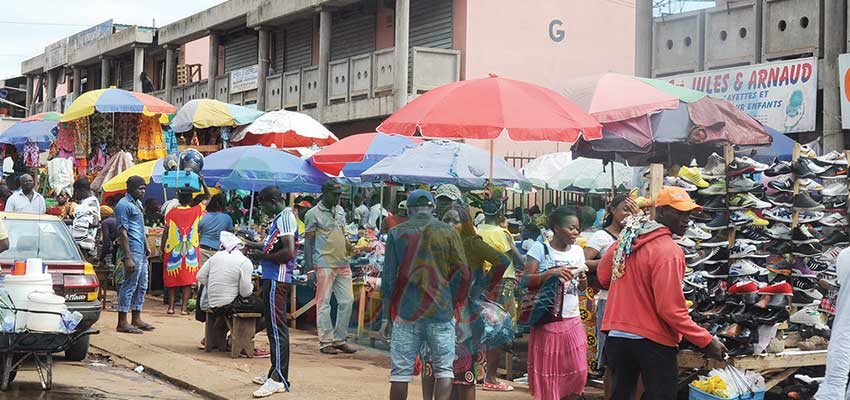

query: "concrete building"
left=640, top=0, right=847, bottom=151
left=21, top=0, right=635, bottom=157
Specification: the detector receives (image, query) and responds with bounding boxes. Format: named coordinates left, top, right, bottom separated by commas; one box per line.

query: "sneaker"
left=822, top=183, right=849, bottom=197
left=790, top=306, right=826, bottom=327
left=817, top=150, right=849, bottom=166
left=767, top=192, right=793, bottom=207
left=730, top=259, right=764, bottom=276
left=675, top=235, right=696, bottom=248
left=704, top=263, right=730, bottom=278
left=793, top=276, right=819, bottom=291
left=253, top=379, right=288, bottom=398
left=798, top=210, right=825, bottom=224
left=702, top=196, right=726, bottom=211
left=798, top=179, right=825, bottom=192
left=684, top=271, right=710, bottom=289
left=334, top=343, right=358, bottom=354
left=698, top=180, right=727, bottom=196
left=792, top=243, right=823, bottom=258
left=252, top=348, right=271, bottom=358
left=818, top=166, right=848, bottom=179
left=253, top=375, right=268, bottom=385
left=683, top=246, right=698, bottom=259
left=759, top=281, right=793, bottom=295
left=799, top=145, right=817, bottom=158
left=730, top=242, right=769, bottom=259
left=768, top=176, right=794, bottom=193
left=792, top=225, right=821, bottom=244
left=792, top=288, right=823, bottom=306
left=685, top=224, right=712, bottom=240
left=820, top=213, right=849, bottom=227
left=765, top=223, right=792, bottom=240
left=727, top=160, right=756, bottom=176
left=765, top=255, right=793, bottom=275
left=664, top=176, right=698, bottom=192
left=764, top=160, right=792, bottom=177
left=678, top=166, right=710, bottom=188
left=704, top=212, right=730, bottom=231
left=744, top=210, right=769, bottom=227
left=691, top=209, right=713, bottom=222
left=822, top=230, right=850, bottom=246
left=728, top=176, right=761, bottom=193
left=729, top=211, right=753, bottom=227
left=736, top=156, right=769, bottom=172
left=806, top=257, right=830, bottom=273
left=729, top=193, right=771, bottom=210
left=793, top=159, right=820, bottom=179
left=700, top=231, right=730, bottom=247
left=688, top=248, right=720, bottom=267
left=728, top=280, right=759, bottom=294
left=701, top=153, right=726, bottom=179
left=793, top=192, right=826, bottom=211
left=819, top=298, right=837, bottom=315
left=822, top=196, right=848, bottom=211
left=792, top=258, right=819, bottom=278
left=764, top=207, right=793, bottom=223
left=737, top=227, right=770, bottom=244
left=766, top=241, right=792, bottom=256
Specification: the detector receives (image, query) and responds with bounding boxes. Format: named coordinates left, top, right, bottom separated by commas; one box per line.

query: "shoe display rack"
left=649, top=143, right=845, bottom=391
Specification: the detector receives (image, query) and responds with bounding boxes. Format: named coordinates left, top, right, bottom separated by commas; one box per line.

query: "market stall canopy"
left=360, top=140, right=532, bottom=190
left=520, top=152, right=572, bottom=188
left=548, top=158, right=636, bottom=192
left=61, top=87, right=176, bottom=123
left=309, top=132, right=423, bottom=177
left=230, top=110, right=338, bottom=148
left=197, top=145, right=329, bottom=192
left=376, top=74, right=602, bottom=142
left=102, top=158, right=221, bottom=201
left=0, top=112, right=60, bottom=150
left=171, top=99, right=264, bottom=133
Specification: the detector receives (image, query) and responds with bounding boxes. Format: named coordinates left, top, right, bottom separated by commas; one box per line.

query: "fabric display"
left=90, top=113, right=113, bottom=146
left=668, top=149, right=843, bottom=357
left=113, top=113, right=140, bottom=153
left=56, top=122, right=75, bottom=160
left=73, top=116, right=91, bottom=159
left=22, top=141, right=39, bottom=168
left=137, top=115, right=167, bottom=161
left=163, top=125, right=179, bottom=155
left=47, top=158, right=74, bottom=196
left=91, top=150, right=134, bottom=192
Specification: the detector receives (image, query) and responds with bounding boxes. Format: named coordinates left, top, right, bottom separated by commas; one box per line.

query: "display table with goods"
left=660, top=144, right=843, bottom=395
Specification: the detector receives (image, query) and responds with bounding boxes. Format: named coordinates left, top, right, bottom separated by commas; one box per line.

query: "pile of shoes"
left=668, top=146, right=846, bottom=355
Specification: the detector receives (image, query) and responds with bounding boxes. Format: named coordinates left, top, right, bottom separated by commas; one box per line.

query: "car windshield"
left=0, top=219, right=81, bottom=262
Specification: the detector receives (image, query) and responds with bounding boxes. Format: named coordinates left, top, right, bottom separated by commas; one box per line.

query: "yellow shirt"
left=478, top=224, right=515, bottom=279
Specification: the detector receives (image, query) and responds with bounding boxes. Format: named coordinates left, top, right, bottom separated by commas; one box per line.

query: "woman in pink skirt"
left=521, top=207, right=588, bottom=400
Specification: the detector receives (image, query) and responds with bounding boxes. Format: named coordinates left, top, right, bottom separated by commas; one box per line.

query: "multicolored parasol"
left=0, top=112, right=60, bottom=149
left=170, top=99, right=264, bottom=133
left=230, top=110, right=338, bottom=148
left=61, top=87, right=176, bottom=123
left=308, top=132, right=422, bottom=177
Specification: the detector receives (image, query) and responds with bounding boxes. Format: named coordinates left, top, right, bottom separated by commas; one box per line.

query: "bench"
left=225, top=313, right=262, bottom=359
left=204, top=312, right=228, bottom=352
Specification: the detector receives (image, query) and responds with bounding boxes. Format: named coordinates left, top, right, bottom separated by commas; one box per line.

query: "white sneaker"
left=253, top=375, right=268, bottom=385
left=822, top=184, right=849, bottom=197
left=729, top=259, right=763, bottom=276
left=685, top=224, right=712, bottom=240
left=253, top=379, right=287, bottom=398
left=790, top=306, right=826, bottom=328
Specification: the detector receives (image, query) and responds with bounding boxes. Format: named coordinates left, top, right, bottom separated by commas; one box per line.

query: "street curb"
left=90, top=343, right=228, bottom=400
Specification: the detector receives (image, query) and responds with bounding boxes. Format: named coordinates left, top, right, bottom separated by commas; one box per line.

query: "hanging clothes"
left=163, top=125, right=179, bottom=155
left=23, top=141, right=40, bottom=168
left=137, top=116, right=167, bottom=161
left=57, top=122, right=76, bottom=160
left=73, top=117, right=91, bottom=159
left=76, top=158, right=88, bottom=177
left=90, top=113, right=113, bottom=146
left=47, top=157, right=74, bottom=195
left=113, top=113, right=140, bottom=154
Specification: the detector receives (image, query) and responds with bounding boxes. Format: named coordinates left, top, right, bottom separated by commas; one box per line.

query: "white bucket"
left=26, top=292, right=65, bottom=332
left=25, top=258, right=45, bottom=276
left=2, top=274, right=53, bottom=331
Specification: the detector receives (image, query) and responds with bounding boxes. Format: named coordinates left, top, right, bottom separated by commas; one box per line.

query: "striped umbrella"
left=171, top=99, right=264, bottom=133
left=0, top=112, right=61, bottom=150
left=231, top=110, right=338, bottom=148
left=309, top=132, right=422, bottom=177
left=61, top=87, right=176, bottom=123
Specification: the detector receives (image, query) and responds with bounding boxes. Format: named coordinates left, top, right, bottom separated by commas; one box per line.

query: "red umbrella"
left=377, top=74, right=602, bottom=142
left=309, top=132, right=422, bottom=177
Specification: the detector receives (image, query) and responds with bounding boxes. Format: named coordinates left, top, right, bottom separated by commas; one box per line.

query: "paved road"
left=0, top=352, right=202, bottom=400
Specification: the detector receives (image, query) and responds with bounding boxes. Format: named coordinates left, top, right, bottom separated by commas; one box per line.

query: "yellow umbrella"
left=102, top=160, right=158, bottom=193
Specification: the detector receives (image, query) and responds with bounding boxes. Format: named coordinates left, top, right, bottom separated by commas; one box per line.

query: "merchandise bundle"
left=666, top=146, right=845, bottom=356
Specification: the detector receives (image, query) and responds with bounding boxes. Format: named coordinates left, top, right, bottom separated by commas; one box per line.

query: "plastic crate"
left=689, top=385, right=765, bottom=400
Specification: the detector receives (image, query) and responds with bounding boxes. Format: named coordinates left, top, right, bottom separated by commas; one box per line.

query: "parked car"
left=0, top=213, right=101, bottom=361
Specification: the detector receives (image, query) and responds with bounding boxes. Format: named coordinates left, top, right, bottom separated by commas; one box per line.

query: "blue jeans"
left=117, top=254, right=148, bottom=313
left=389, top=319, right=455, bottom=383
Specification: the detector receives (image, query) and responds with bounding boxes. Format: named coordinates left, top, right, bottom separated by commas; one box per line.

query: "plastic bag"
left=479, top=299, right=514, bottom=348
left=697, top=366, right=765, bottom=398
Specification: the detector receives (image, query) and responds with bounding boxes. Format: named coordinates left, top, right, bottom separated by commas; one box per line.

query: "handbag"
left=517, top=244, right=565, bottom=329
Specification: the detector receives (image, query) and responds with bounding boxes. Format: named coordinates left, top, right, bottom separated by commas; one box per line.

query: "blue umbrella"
left=0, top=112, right=59, bottom=150
left=740, top=126, right=796, bottom=163
left=155, top=146, right=328, bottom=192
left=360, top=140, right=532, bottom=190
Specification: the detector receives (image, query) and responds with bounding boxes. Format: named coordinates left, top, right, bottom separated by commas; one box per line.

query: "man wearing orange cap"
left=598, top=187, right=727, bottom=400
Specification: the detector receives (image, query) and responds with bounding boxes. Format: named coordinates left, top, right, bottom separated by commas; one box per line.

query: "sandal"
left=117, top=326, right=144, bottom=334
left=482, top=382, right=514, bottom=392
left=134, top=323, right=156, bottom=331
left=166, top=309, right=175, bottom=315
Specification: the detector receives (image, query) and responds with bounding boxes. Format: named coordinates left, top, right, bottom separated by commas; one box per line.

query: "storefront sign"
left=838, top=54, right=850, bottom=129
left=664, top=57, right=817, bottom=133
left=68, top=20, right=114, bottom=51
left=44, top=39, right=68, bottom=70
left=230, top=65, right=259, bottom=93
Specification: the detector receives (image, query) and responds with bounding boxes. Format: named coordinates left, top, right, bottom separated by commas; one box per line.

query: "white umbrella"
left=521, top=152, right=572, bottom=188
left=548, top=157, right=636, bottom=192
left=230, top=110, right=339, bottom=148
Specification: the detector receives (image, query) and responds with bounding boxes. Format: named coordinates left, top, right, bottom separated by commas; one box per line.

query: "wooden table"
left=287, top=281, right=316, bottom=329
left=678, top=349, right=828, bottom=390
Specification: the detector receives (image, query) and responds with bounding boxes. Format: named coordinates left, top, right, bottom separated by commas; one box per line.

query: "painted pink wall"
left=376, top=1, right=395, bottom=50
left=461, top=0, right=635, bottom=157
left=183, top=37, right=210, bottom=80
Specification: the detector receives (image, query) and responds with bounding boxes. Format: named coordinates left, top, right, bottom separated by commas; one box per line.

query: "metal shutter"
left=409, top=0, right=453, bottom=90
left=330, top=5, right=376, bottom=61
left=119, top=55, right=133, bottom=90
left=223, top=29, right=258, bottom=73
left=271, top=28, right=285, bottom=75
left=284, top=18, right=314, bottom=71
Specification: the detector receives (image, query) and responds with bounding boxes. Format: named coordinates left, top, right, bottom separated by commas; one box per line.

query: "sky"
left=0, top=0, right=227, bottom=79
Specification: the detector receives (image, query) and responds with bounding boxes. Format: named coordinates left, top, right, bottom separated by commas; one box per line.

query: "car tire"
left=64, top=335, right=90, bottom=362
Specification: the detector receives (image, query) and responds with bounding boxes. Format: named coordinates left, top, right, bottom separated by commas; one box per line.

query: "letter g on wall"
left=549, top=19, right=565, bottom=43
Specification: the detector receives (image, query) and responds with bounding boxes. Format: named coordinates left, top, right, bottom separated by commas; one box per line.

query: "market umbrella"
left=102, top=159, right=159, bottom=193
left=170, top=99, right=265, bottom=133
left=360, top=140, right=532, bottom=190
left=520, top=152, right=572, bottom=188
left=198, top=145, right=329, bottom=192
left=61, top=87, right=176, bottom=123
left=308, top=132, right=423, bottom=177
left=548, top=158, right=636, bottom=193
left=0, top=112, right=60, bottom=150
left=230, top=110, right=338, bottom=148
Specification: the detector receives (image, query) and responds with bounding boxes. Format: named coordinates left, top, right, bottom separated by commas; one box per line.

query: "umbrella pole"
left=610, top=162, right=615, bottom=195
left=249, top=191, right=255, bottom=226
left=489, top=140, right=495, bottom=180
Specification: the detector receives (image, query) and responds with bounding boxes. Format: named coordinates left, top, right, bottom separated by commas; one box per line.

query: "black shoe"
left=769, top=177, right=795, bottom=192
left=764, top=160, right=792, bottom=177
left=320, top=346, right=339, bottom=355
left=793, top=192, right=826, bottom=211
left=806, top=257, right=830, bottom=272
left=822, top=230, right=850, bottom=246
left=818, top=166, right=848, bottom=178
left=702, top=196, right=726, bottom=211
left=691, top=209, right=713, bottom=222
left=755, top=308, right=790, bottom=325
left=704, top=263, right=730, bottom=278
left=794, top=159, right=818, bottom=179
left=737, top=227, right=770, bottom=244
left=793, top=277, right=818, bottom=291
left=792, top=225, right=821, bottom=244
left=766, top=294, right=791, bottom=310
left=705, top=212, right=729, bottom=231
left=823, top=196, right=848, bottom=211
left=334, top=343, right=358, bottom=354
left=727, top=161, right=755, bottom=176
left=792, top=290, right=820, bottom=306
left=792, top=243, right=822, bottom=257
left=767, top=192, right=793, bottom=207
left=766, top=241, right=791, bottom=255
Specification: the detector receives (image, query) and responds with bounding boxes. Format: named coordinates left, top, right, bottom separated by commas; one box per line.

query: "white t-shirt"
left=586, top=229, right=618, bottom=300
left=527, top=242, right=586, bottom=319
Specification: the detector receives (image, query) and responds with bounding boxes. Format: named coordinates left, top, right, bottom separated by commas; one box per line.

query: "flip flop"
left=117, top=326, right=144, bottom=334
left=482, top=382, right=514, bottom=392
left=134, top=323, right=155, bottom=331
left=166, top=309, right=175, bottom=315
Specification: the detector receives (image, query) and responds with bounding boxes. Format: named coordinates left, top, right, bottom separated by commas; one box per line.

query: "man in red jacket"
left=598, top=186, right=727, bottom=400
